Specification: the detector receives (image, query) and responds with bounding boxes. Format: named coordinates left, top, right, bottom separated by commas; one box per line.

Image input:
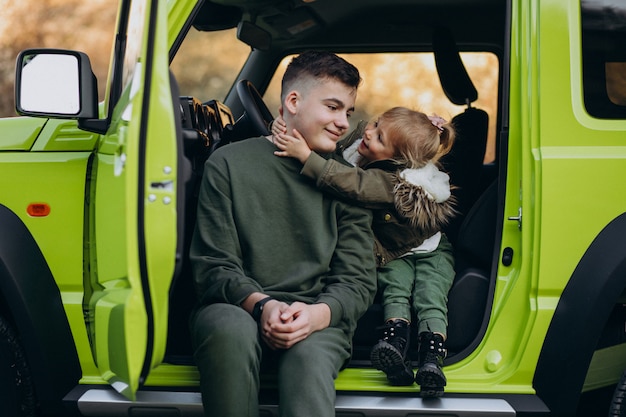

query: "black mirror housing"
left=15, top=49, right=99, bottom=120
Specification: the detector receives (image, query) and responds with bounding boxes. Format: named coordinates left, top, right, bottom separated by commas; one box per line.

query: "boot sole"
left=370, top=341, right=414, bottom=386
left=415, top=363, right=446, bottom=398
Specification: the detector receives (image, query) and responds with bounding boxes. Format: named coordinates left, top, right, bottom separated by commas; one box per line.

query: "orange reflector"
left=27, top=203, right=51, bottom=217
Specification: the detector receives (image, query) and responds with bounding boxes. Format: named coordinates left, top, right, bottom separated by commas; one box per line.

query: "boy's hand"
left=261, top=302, right=331, bottom=350
left=273, top=129, right=312, bottom=164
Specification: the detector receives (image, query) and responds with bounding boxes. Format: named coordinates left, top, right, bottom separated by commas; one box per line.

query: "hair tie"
left=428, top=114, right=446, bottom=133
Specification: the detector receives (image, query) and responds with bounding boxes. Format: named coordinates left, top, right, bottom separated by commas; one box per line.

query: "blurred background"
left=1, top=0, right=499, bottom=161
left=1, top=0, right=116, bottom=118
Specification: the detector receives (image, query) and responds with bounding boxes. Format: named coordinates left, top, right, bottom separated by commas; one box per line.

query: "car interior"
left=163, top=0, right=508, bottom=368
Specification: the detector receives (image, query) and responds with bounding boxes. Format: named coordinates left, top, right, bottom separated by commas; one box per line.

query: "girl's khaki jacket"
left=300, top=121, right=457, bottom=266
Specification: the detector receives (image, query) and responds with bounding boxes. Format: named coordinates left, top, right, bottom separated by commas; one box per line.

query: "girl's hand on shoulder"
left=273, top=129, right=312, bottom=164
left=270, top=115, right=287, bottom=137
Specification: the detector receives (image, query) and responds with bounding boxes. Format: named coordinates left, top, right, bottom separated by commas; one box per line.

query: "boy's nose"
left=336, top=113, right=350, bottom=130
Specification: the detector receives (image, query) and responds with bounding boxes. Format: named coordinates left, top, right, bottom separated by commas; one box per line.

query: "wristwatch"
left=252, top=296, right=274, bottom=322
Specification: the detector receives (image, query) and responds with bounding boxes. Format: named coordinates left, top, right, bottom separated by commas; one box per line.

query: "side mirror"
left=15, top=49, right=99, bottom=120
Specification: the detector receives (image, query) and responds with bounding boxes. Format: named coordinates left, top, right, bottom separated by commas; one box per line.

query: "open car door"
left=84, top=0, right=178, bottom=400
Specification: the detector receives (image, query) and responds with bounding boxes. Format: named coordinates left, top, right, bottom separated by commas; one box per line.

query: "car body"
left=1, top=0, right=626, bottom=416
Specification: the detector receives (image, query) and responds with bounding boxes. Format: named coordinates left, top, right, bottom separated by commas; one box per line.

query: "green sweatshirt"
left=190, top=137, right=377, bottom=335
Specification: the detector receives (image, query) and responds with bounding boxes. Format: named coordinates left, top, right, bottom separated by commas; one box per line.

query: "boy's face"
left=286, top=78, right=356, bottom=153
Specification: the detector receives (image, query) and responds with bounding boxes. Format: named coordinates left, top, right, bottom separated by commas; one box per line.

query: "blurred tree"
left=0, top=0, right=116, bottom=117
left=170, top=28, right=250, bottom=101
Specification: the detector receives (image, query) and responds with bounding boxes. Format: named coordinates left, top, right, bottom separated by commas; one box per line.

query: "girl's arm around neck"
left=301, top=152, right=396, bottom=208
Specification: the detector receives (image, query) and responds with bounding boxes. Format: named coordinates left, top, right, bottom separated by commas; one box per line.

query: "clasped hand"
left=259, top=300, right=330, bottom=350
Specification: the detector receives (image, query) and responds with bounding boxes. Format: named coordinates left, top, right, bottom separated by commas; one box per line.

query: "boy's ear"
left=283, top=91, right=299, bottom=115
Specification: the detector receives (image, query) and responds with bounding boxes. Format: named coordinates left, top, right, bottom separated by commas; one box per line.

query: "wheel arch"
left=0, top=204, right=81, bottom=413
left=534, top=212, right=626, bottom=416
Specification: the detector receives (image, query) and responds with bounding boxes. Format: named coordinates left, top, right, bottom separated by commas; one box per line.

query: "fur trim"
left=393, top=172, right=457, bottom=232
left=399, top=162, right=451, bottom=203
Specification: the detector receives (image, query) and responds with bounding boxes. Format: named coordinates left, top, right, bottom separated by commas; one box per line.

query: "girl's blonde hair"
left=378, top=107, right=455, bottom=169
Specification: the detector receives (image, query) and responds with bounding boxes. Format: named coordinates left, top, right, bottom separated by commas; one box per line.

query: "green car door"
left=84, top=0, right=179, bottom=400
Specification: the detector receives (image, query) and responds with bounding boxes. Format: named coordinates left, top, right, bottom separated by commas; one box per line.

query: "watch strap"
left=252, top=296, right=274, bottom=322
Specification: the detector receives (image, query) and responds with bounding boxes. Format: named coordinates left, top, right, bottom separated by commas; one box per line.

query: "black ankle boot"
left=370, top=319, right=414, bottom=386
left=415, top=332, right=447, bottom=397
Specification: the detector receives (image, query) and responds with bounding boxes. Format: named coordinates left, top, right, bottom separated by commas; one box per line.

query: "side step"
left=66, top=386, right=548, bottom=416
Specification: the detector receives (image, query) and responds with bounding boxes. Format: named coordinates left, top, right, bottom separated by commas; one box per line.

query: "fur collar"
left=393, top=163, right=457, bottom=232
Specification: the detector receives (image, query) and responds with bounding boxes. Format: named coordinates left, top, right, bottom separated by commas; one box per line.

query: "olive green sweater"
left=190, top=137, right=377, bottom=335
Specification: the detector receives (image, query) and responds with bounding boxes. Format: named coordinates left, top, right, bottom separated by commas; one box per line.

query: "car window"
left=170, top=29, right=498, bottom=164
left=266, top=52, right=499, bottom=163
left=581, top=0, right=626, bottom=119
left=170, top=28, right=250, bottom=102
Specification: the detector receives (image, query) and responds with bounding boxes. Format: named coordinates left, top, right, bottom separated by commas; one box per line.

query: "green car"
left=2, top=0, right=626, bottom=415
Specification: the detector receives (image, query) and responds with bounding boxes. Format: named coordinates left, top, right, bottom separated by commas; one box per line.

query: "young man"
left=190, top=51, right=377, bottom=417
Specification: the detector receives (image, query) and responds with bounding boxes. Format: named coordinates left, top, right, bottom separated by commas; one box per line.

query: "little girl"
left=272, top=107, right=456, bottom=398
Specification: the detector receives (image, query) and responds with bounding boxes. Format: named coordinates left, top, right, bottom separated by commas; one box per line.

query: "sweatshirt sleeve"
left=189, top=152, right=262, bottom=306
left=301, top=152, right=396, bottom=209
left=316, top=203, right=377, bottom=331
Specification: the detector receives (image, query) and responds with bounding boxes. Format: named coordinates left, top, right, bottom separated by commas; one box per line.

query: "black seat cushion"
left=445, top=181, right=498, bottom=353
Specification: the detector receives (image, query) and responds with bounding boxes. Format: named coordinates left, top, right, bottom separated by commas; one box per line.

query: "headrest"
left=433, top=26, right=478, bottom=106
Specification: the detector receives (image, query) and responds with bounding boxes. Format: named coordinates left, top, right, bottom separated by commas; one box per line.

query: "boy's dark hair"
left=281, top=51, right=361, bottom=98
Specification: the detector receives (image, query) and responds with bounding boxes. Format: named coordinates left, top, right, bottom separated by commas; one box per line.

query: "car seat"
left=433, top=26, right=489, bottom=245
left=445, top=180, right=498, bottom=354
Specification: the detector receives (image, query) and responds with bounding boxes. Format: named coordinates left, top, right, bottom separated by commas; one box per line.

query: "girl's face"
left=357, top=118, right=396, bottom=162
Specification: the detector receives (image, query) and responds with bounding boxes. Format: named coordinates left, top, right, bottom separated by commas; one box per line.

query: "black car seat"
left=445, top=180, right=498, bottom=354
left=433, top=26, right=490, bottom=245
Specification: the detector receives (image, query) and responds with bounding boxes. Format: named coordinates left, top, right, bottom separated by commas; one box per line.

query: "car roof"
left=194, top=0, right=507, bottom=53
